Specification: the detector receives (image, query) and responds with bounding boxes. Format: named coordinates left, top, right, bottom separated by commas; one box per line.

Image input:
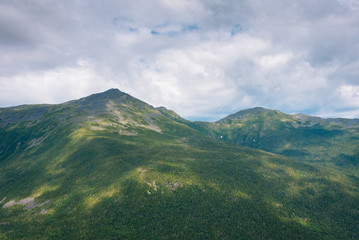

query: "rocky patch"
left=39, top=209, right=48, bottom=214
left=26, top=135, right=48, bottom=150
left=146, top=180, right=158, bottom=191
left=2, top=197, right=50, bottom=210
left=166, top=182, right=180, bottom=190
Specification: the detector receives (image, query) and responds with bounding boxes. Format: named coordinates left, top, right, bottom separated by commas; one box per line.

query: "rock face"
left=2, top=197, right=50, bottom=210
left=2, top=198, right=34, bottom=208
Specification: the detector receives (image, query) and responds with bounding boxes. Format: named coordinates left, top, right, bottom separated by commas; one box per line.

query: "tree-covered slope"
left=0, top=90, right=359, bottom=239
left=189, top=107, right=359, bottom=169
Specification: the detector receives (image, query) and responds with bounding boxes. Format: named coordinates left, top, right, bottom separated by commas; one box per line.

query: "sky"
left=0, top=0, right=359, bottom=121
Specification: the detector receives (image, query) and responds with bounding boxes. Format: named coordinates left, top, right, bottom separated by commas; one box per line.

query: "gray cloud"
left=0, top=0, right=359, bottom=120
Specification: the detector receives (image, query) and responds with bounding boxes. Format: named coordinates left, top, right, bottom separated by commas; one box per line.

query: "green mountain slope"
left=1, top=90, right=359, bottom=239
left=183, top=107, right=359, bottom=169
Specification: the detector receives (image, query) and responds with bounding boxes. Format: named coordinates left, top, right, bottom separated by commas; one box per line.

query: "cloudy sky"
left=1, top=0, right=359, bottom=120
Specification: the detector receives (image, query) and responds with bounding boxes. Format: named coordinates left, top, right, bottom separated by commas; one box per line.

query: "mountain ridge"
left=3, top=88, right=359, bottom=123
left=1, top=88, right=358, bottom=168
left=0, top=89, right=359, bottom=239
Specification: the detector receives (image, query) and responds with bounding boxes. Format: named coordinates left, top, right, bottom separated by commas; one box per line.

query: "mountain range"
left=0, top=89, right=358, bottom=239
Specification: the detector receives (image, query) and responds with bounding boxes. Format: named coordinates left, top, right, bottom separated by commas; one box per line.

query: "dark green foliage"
left=187, top=107, right=359, bottom=171
left=0, top=90, right=358, bottom=239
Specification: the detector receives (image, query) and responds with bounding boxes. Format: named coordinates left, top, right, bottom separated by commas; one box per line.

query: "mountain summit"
left=195, top=107, right=359, bottom=167
left=0, top=89, right=358, bottom=239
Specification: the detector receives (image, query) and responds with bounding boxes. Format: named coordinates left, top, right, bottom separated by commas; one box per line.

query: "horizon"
left=1, top=1, right=359, bottom=120
left=2, top=88, right=358, bottom=122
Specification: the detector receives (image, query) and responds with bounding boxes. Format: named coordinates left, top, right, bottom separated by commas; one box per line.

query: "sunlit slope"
left=192, top=107, right=359, bottom=168
left=0, top=90, right=358, bottom=239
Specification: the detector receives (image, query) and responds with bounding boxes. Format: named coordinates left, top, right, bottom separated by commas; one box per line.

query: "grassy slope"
left=0, top=93, right=358, bottom=239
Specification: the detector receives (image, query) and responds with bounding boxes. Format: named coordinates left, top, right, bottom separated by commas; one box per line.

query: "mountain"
left=176, top=107, right=359, bottom=169
left=0, top=89, right=359, bottom=239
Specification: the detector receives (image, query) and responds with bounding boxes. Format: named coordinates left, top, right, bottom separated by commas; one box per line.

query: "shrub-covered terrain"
left=0, top=89, right=358, bottom=239
left=164, top=107, right=359, bottom=170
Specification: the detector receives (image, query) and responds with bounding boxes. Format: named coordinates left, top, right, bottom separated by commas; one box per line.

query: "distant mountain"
left=179, top=107, right=359, bottom=169
left=0, top=89, right=359, bottom=239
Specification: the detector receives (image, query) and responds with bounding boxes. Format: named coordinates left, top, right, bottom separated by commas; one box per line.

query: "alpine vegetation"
left=0, top=89, right=358, bottom=239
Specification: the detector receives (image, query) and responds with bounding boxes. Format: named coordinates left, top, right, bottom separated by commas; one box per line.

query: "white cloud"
left=338, top=85, right=359, bottom=104
left=0, top=61, right=117, bottom=107
left=338, top=0, right=359, bottom=10
left=115, top=28, right=152, bottom=47
left=256, top=53, right=293, bottom=69
left=1, top=0, right=359, bottom=120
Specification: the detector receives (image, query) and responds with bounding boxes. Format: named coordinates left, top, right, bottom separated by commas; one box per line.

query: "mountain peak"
left=217, top=107, right=277, bottom=123
left=101, top=88, right=122, bottom=95
left=81, top=88, right=124, bottom=101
